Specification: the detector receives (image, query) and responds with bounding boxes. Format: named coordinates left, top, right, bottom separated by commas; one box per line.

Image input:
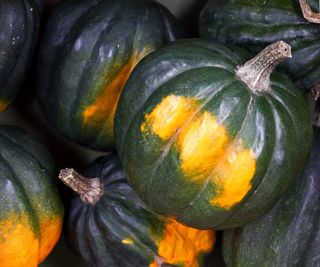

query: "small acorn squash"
left=199, top=0, right=320, bottom=92
left=223, top=127, right=320, bottom=267
left=114, top=39, right=312, bottom=229
left=0, top=0, right=42, bottom=112
left=0, top=125, right=63, bottom=267
left=61, top=154, right=215, bottom=267
left=36, top=0, right=186, bottom=151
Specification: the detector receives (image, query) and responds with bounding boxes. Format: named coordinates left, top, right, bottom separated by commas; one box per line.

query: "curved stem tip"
left=236, top=41, right=291, bottom=93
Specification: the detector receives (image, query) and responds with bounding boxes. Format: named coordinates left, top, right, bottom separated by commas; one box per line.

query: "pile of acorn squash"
left=0, top=0, right=319, bottom=266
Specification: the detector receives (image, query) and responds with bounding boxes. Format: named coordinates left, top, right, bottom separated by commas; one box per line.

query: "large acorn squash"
left=0, top=125, right=63, bottom=267
left=36, top=0, right=186, bottom=151
left=223, top=127, right=320, bottom=267
left=0, top=0, right=42, bottom=112
left=199, top=0, right=320, bottom=92
left=61, top=154, right=215, bottom=267
left=114, top=39, right=312, bottom=229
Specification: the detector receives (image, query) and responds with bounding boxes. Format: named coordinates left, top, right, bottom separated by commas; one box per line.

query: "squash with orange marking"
left=0, top=0, right=42, bottom=112
left=36, top=0, right=186, bottom=151
left=0, top=125, right=63, bottom=267
left=61, top=154, right=215, bottom=267
left=114, top=39, right=312, bottom=229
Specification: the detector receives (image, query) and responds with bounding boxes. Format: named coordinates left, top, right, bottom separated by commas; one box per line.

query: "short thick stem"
left=59, top=168, right=104, bottom=205
left=300, top=0, right=320, bottom=23
left=236, top=41, right=292, bottom=93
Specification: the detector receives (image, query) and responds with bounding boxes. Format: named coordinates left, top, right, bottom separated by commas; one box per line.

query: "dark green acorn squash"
left=61, top=154, right=215, bottom=267
left=199, top=0, right=320, bottom=92
left=0, top=125, right=63, bottom=267
left=0, top=0, right=42, bottom=112
left=223, top=127, right=320, bottom=267
left=36, top=0, right=186, bottom=151
left=114, top=39, right=312, bottom=229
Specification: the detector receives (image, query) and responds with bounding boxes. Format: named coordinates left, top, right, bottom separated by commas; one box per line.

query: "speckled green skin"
left=36, top=0, right=186, bottom=151
left=67, top=154, right=211, bottom=267
left=114, top=39, right=312, bottom=230
left=199, top=0, right=320, bottom=92
left=0, top=125, right=63, bottom=237
left=223, top=127, right=320, bottom=267
left=0, top=0, right=42, bottom=111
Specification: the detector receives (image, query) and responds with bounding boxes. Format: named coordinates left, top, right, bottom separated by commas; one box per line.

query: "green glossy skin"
left=115, top=39, right=312, bottom=229
left=0, top=125, right=63, bottom=264
left=223, top=127, right=320, bottom=267
left=36, top=0, right=186, bottom=151
left=0, top=0, right=42, bottom=112
left=67, top=154, right=213, bottom=267
left=199, top=0, right=320, bottom=92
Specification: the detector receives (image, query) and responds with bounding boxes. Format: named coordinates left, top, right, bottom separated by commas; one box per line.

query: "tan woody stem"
left=236, top=41, right=292, bottom=93
left=59, top=168, right=104, bottom=205
left=300, top=0, right=320, bottom=23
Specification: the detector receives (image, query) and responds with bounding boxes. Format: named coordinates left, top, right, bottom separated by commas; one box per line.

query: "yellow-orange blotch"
left=141, top=95, right=256, bottom=209
left=210, top=142, right=256, bottom=208
left=38, top=216, right=63, bottom=263
left=83, top=47, right=154, bottom=138
left=0, top=217, right=39, bottom=267
left=178, top=111, right=228, bottom=181
left=141, top=95, right=198, bottom=140
left=0, top=213, right=62, bottom=267
left=150, top=219, right=215, bottom=267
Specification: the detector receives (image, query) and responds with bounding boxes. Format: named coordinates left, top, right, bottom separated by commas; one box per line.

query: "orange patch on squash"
left=178, top=111, right=228, bottom=181
left=210, top=141, right=256, bottom=208
left=150, top=219, right=215, bottom=267
left=141, top=95, right=198, bottom=140
left=0, top=215, right=39, bottom=267
left=141, top=95, right=256, bottom=209
left=0, top=210, right=62, bottom=267
left=38, top=216, right=63, bottom=263
left=83, top=47, right=154, bottom=137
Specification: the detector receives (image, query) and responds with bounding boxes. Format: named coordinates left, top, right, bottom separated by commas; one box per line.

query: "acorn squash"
left=114, top=39, right=312, bottom=229
left=36, top=0, right=186, bottom=151
left=61, top=154, right=215, bottom=267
